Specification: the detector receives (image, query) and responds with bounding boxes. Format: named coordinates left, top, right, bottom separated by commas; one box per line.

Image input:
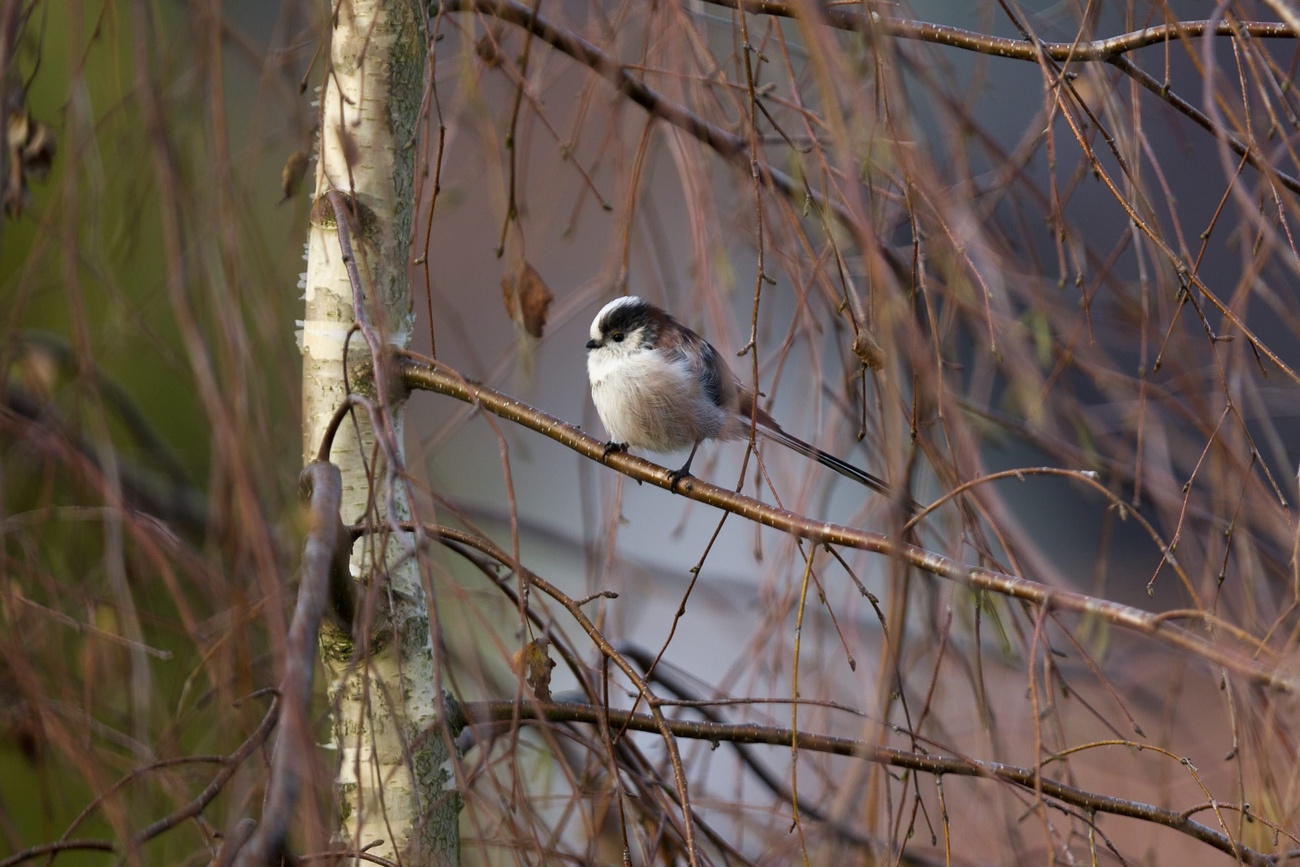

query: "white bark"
left=299, top=0, right=457, bottom=863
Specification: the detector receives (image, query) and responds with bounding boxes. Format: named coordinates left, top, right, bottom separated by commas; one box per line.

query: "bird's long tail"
left=759, top=424, right=918, bottom=511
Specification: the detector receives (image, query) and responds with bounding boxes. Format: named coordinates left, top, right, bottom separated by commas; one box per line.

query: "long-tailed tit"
left=586, top=296, right=905, bottom=503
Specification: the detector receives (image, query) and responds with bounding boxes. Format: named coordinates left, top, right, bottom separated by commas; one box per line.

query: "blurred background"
left=2, top=0, right=1299, bottom=864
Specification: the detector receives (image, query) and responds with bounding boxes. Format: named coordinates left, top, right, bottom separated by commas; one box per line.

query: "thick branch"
left=235, top=463, right=345, bottom=866
left=460, top=699, right=1277, bottom=866
left=401, top=355, right=1297, bottom=694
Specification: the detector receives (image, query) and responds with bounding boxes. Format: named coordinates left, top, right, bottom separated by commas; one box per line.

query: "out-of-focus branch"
left=0, top=693, right=285, bottom=867
left=1, top=387, right=210, bottom=536
left=435, top=0, right=860, bottom=234
left=13, top=332, right=195, bottom=487
left=0, top=840, right=116, bottom=867
left=401, top=354, right=1297, bottom=694
left=722, top=1, right=1300, bottom=198
left=458, top=698, right=1281, bottom=867
left=0, top=0, right=18, bottom=228
left=439, top=0, right=1300, bottom=383
left=410, top=522, right=705, bottom=861
left=441, top=0, right=1300, bottom=199
left=126, top=693, right=280, bottom=852
left=233, top=463, right=347, bottom=867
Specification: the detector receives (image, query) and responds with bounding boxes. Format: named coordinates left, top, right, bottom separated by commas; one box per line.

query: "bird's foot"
left=601, top=441, right=628, bottom=462
left=667, top=443, right=700, bottom=492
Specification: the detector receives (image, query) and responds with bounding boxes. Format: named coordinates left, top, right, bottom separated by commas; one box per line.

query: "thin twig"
left=458, top=698, right=1276, bottom=867
left=401, top=354, right=1297, bottom=693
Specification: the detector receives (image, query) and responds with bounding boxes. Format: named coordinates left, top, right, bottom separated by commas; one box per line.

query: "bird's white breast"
left=588, top=346, right=722, bottom=452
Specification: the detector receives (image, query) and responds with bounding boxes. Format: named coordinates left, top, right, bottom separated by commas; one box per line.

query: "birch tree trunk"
left=299, top=1, right=457, bottom=862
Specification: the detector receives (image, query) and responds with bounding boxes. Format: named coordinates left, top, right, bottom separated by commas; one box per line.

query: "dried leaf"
left=476, top=27, right=506, bottom=68
left=5, top=108, right=56, bottom=217
left=510, top=638, right=556, bottom=701
left=502, top=261, right=554, bottom=339
left=851, top=328, right=885, bottom=370
left=280, top=150, right=310, bottom=202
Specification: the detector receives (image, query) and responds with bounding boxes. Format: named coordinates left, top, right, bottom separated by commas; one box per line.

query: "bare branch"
left=459, top=698, right=1280, bottom=867
left=233, top=463, right=346, bottom=866
left=402, top=354, right=1297, bottom=693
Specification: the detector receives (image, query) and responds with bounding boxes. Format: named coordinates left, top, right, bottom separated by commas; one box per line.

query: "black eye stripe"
left=600, top=299, right=653, bottom=336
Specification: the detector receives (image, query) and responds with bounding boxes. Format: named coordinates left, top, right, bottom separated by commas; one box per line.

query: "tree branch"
left=439, top=0, right=1300, bottom=384
left=401, top=354, right=1297, bottom=694
left=234, top=463, right=346, bottom=866
left=459, top=698, right=1281, bottom=866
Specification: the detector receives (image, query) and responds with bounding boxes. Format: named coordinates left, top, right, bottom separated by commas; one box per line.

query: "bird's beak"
left=585, top=339, right=600, bottom=350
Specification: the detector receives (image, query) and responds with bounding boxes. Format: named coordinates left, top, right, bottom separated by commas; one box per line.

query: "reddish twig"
left=458, top=698, right=1276, bottom=866
left=401, top=354, right=1296, bottom=694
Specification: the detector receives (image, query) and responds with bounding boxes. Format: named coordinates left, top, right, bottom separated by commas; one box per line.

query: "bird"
left=585, top=295, right=908, bottom=505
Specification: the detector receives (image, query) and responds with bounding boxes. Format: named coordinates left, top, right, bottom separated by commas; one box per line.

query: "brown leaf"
left=476, top=27, right=506, bottom=68
left=280, top=150, right=310, bottom=202
left=510, top=638, right=556, bottom=701
left=851, top=328, right=885, bottom=370
left=5, top=108, right=56, bottom=217
left=502, top=261, right=554, bottom=339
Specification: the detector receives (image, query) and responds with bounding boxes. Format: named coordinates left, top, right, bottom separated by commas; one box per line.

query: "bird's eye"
left=611, top=331, right=625, bottom=342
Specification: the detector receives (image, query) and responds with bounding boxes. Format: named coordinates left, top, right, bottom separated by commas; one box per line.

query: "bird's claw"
left=601, top=441, right=627, bottom=462
left=667, top=467, right=692, bottom=492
